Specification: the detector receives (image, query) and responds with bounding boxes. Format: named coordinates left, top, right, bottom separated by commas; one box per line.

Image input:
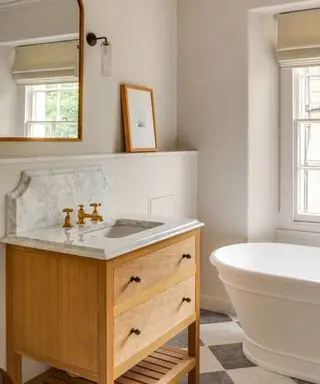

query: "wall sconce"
left=86, top=32, right=112, bottom=77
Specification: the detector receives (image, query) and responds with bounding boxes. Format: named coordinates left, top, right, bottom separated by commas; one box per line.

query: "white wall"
left=248, top=12, right=278, bottom=242
left=0, top=0, right=78, bottom=44
left=0, top=46, right=17, bottom=136
left=0, top=0, right=178, bottom=155
left=0, top=151, right=198, bottom=380
left=178, top=0, right=315, bottom=313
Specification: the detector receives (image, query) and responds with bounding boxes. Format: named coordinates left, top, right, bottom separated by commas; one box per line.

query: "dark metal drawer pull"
left=130, top=276, right=141, bottom=283
left=182, top=254, right=192, bottom=260
left=130, top=328, right=141, bottom=336
left=182, top=297, right=192, bottom=303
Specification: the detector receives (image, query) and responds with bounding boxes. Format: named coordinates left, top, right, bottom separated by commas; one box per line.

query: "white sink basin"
left=88, top=219, right=164, bottom=239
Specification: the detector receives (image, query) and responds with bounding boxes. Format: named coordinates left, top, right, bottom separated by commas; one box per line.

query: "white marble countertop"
left=2, top=215, right=203, bottom=260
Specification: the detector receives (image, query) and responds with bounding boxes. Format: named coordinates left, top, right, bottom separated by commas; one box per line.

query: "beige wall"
left=0, top=0, right=178, bottom=155
left=0, top=0, right=78, bottom=43
left=0, top=47, right=17, bottom=136
left=248, top=13, right=278, bottom=243
left=178, top=0, right=316, bottom=312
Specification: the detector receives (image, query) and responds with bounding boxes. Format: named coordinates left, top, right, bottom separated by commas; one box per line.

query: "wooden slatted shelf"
left=26, top=347, right=195, bottom=384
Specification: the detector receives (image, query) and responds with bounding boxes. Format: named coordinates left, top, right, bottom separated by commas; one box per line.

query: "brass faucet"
left=63, top=208, right=74, bottom=228
left=77, top=203, right=104, bottom=225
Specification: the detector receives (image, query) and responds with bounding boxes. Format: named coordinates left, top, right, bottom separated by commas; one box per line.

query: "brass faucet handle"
left=63, top=208, right=74, bottom=213
left=62, top=208, right=74, bottom=228
left=78, top=204, right=85, bottom=210
left=90, top=203, right=102, bottom=214
left=90, top=202, right=101, bottom=208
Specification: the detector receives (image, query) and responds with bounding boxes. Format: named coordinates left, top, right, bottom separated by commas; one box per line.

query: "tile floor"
left=169, top=310, right=312, bottom=384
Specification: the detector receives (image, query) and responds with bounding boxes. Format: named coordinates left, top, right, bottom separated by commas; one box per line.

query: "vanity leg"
left=6, top=351, right=22, bottom=384
left=98, top=262, right=114, bottom=384
left=188, top=321, right=200, bottom=384
left=6, top=251, right=22, bottom=384
left=188, top=229, right=200, bottom=384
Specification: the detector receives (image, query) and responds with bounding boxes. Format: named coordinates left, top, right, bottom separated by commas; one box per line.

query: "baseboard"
left=201, top=294, right=235, bottom=315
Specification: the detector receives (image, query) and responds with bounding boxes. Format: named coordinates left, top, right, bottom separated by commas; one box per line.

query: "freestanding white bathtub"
left=211, top=242, right=320, bottom=384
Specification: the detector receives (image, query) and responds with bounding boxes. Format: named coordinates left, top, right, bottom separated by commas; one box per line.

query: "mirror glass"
left=0, top=0, right=82, bottom=141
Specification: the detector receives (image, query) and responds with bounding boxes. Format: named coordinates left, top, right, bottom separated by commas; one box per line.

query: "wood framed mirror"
left=0, top=0, right=84, bottom=141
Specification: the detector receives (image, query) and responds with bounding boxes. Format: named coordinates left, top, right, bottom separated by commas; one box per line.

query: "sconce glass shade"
left=101, top=42, right=112, bottom=77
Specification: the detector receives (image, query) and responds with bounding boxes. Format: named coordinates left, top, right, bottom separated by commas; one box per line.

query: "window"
left=25, top=82, right=79, bottom=138
left=280, top=66, right=320, bottom=227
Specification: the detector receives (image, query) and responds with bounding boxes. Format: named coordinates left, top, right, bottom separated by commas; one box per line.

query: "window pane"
left=60, top=91, right=79, bottom=121
left=25, top=82, right=78, bottom=138
left=306, top=67, right=320, bottom=76
left=54, top=122, right=78, bottom=138
left=296, top=67, right=320, bottom=118
left=308, top=77, right=320, bottom=118
left=27, top=123, right=54, bottom=138
left=32, top=91, right=46, bottom=121
left=298, top=170, right=320, bottom=214
left=45, top=91, right=58, bottom=121
left=298, top=122, right=320, bottom=165
left=293, top=67, right=320, bottom=221
left=27, top=122, right=77, bottom=138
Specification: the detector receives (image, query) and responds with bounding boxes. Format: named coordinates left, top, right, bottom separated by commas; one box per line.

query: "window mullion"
left=305, top=69, right=311, bottom=119
left=303, top=169, right=309, bottom=213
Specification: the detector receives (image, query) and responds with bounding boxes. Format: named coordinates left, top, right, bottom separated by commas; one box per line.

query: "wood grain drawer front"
left=114, top=236, right=195, bottom=309
left=114, top=276, right=195, bottom=368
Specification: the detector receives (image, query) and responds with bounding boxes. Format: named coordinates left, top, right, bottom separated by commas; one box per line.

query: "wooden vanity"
left=6, top=229, right=200, bottom=384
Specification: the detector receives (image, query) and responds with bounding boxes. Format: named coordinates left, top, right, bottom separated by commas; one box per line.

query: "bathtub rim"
left=218, top=268, right=320, bottom=308
left=210, top=242, right=320, bottom=287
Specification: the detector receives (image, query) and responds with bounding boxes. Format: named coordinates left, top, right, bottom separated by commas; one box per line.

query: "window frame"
left=24, top=82, right=79, bottom=138
left=279, top=66, right=320, bottom=231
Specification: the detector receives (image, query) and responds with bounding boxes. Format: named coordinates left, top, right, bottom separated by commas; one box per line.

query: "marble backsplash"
left=6, top=166, right=110, bottom=234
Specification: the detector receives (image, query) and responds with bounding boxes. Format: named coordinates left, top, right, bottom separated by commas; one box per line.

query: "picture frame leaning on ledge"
left=121, top=84, right=158, bottom=153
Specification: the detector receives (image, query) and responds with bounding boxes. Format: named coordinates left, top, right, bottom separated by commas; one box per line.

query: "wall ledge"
left=0, top=150, right=199, bottom=165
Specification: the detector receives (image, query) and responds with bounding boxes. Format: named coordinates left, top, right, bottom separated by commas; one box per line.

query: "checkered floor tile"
left=169, top=310, right=313, bottom=384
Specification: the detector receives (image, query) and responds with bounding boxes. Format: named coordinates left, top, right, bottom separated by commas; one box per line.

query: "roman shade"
left=12, top=40, right=79, bottom=84
left=278, top=9, right=320, bottom=67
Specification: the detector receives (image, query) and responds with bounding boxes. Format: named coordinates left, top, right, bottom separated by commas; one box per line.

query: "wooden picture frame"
left=121, top=84, right=158, bottom=153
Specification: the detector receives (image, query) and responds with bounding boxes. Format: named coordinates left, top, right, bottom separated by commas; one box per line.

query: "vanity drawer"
left=114, top=276, right=195, bottom=369
left=114, top=236, right=196, bottom=311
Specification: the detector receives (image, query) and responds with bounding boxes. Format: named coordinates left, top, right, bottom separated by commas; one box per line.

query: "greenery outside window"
left=25, top=82, right=79, bottom=138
